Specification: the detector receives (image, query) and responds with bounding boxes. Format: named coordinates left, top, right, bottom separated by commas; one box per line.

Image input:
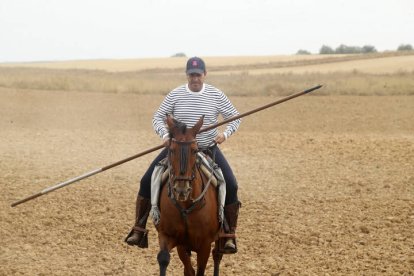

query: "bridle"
left=167, top=137, right=215, bottom=221
left=167, top=138, right=198, bottom=202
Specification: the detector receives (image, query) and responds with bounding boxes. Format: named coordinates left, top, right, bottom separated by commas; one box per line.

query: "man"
left=125, top=57, right=241, bottom=253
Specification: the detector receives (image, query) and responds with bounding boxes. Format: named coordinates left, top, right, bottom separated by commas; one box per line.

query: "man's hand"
left=214, top=133, right=226, bottom=144
left=163, top=137, right=170, bottom=147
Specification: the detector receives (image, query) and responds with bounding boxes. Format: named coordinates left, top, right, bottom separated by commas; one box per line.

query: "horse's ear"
left=192, top=115, right=204, bottom=136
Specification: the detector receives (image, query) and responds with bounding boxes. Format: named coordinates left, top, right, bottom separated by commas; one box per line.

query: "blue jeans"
left=138, top=145, right=238, bottom=205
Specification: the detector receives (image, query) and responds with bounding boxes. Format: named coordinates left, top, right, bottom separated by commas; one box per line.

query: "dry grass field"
left=1, top=53, right=413, bottom=275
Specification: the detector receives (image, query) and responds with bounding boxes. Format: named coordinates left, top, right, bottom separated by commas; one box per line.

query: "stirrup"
left=223, top=238, right=237, bottom=254
left=224, top=239, right=236, bottom=249
left=125, top=227, right=149, bottom=248
left=217, top=230, right=237, bottom=254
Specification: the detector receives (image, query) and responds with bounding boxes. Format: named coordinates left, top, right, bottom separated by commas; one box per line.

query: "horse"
left=156, top=115, right=224, bottom=276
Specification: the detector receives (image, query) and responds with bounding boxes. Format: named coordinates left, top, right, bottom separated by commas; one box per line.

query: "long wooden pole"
left=10, top=145, right=164, bottom=207
left=200, top=84, right=322, bottom=133
left=11, top=84, right=322, bottom=207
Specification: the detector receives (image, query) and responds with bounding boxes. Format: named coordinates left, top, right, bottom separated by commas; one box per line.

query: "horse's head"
left=166, top=115, right=204, bottom=202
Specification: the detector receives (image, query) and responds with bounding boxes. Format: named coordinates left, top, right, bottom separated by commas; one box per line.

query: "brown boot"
left=125, top=195, right=151, bottom=248
left=223, top=201, right=241, bottom=254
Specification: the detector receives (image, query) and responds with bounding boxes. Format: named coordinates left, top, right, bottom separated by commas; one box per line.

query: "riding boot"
left=223, top=201, right=241, bottom=254
left=125, top=195, right=151, bottom=248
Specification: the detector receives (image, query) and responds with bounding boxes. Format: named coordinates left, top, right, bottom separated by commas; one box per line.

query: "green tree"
left=296, top=49, right=311, bottom=55
left=361, top=45, right=377, bottom=53
left=319, top=45, right=334, bottom=54
left=397, top=44, right=413, bottom=51
left=335, top=44, right=362, bottom=54
left=171, top=52, right=187, bottom=57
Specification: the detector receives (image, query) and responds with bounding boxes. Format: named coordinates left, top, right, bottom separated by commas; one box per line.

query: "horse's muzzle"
left=173, top=180, right=192, bottom=202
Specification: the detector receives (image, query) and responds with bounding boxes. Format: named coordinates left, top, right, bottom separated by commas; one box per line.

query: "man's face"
left=187, top=72, right=206, bottom=92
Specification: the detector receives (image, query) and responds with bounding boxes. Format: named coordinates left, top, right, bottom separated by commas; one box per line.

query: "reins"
left=191, top=154, right=216, bottom=203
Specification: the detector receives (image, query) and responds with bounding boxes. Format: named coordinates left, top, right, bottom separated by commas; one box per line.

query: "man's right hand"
left=163, top=137, right=170, bottom=147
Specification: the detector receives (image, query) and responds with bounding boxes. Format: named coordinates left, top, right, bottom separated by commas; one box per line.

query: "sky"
left=0, top=0, right=413, bottom=62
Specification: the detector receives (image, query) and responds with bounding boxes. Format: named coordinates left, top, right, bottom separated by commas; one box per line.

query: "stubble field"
left=1, top=54, right=413, bottom=275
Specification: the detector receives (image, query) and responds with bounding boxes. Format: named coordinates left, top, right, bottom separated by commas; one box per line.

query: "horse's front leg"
left=157, top=249, right=170, bottom=276
left=212, top=241, right=223, bottom=276
left=196, top=243, right=213, bottom=276
left=157, top=233, right=175, bottom=276
left=177, top=246, right=195, bottom=276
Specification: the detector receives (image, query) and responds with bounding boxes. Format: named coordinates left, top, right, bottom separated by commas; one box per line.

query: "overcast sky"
left=1, top=0, right=413, bottom=62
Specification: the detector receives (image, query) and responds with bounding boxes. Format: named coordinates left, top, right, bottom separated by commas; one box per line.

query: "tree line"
left=171, top=44, right=413, bottom=57
left=296, top=44, right=413, bottom=55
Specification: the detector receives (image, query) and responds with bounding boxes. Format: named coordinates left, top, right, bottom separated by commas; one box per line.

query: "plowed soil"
left=1, top=88, right=413, bottom=275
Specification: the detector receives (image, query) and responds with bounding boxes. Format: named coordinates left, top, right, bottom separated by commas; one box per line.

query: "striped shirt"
left=153, top=83, right=241, bottom=148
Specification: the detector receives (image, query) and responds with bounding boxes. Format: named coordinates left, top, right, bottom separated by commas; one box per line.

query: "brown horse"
left=156, top=115, right=223, bottom=276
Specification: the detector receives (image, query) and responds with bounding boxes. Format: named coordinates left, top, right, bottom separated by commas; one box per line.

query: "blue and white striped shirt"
left=153, top=83, right=241, bottom=148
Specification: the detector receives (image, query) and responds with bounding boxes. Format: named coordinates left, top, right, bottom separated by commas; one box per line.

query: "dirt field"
left=1, top=87, right=413, bottom=275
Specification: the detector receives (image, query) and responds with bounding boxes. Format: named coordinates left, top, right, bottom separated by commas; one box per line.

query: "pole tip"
left=305, top=84, right=323, bottom=94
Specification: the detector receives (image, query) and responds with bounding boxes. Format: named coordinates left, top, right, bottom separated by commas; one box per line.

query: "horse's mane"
left=169, top=118, right=187, bottom=138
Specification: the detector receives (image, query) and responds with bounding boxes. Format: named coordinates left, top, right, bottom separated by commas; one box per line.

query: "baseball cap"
left=186, top=57, right=206, bottom=74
